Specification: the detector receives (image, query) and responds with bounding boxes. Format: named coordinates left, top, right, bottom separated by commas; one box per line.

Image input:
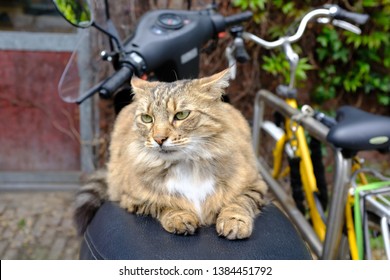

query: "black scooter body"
left=124, top=9, right=222, bottom=81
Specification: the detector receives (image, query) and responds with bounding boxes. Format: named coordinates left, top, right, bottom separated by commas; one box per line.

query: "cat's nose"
left=154, top=136, right=168, bottom=146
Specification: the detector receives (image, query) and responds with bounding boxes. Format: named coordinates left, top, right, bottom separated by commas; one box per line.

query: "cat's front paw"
left=216, top=214, right=253, bottom=240
left=160, top=210, right=199, bottom=235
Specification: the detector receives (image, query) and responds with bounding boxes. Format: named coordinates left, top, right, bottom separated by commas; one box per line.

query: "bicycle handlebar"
left=242, top=5, right=369, bottom=49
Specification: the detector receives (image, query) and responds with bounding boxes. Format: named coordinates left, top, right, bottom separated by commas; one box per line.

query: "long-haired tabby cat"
left=75, top=68, right=268, bottom=240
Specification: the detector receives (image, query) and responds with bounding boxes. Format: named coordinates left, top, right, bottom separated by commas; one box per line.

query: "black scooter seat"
left=326, top=106, right=390, bottom=152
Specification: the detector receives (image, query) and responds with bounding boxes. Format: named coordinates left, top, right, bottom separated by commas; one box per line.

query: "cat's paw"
left=216, top=214, right=253, bottom=240
left=161, top=210, right=199, bottom=235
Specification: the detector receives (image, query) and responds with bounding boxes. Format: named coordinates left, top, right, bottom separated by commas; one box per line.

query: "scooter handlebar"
left=224, top=11, right=253, bottom=27
left=98, top=66, right=133, bottom=99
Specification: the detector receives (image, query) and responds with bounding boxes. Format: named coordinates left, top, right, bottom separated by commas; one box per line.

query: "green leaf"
left=249, top=0, right=268, bottom=11
left=316, top=49, right=328, bottom=61
left=332, top=48, right=349, bottom=63
left=345, top=32, right=362, bottom=49
left=362, top=0, right=379, bottom=8
left=317, top=36, right=328, bottom=48
left=378, top=94, right=390, bottom=106
left=233, top=0, right=248, bottom=9
left=343, top=75, right=362, bottom=92
left=282, top=2, right=295, bottom=14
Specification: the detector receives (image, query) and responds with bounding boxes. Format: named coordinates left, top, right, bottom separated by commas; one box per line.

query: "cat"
left=75, top=68, right=268, bottom=240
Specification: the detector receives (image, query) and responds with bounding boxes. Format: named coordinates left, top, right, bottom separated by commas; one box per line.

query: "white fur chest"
left=166, top=162, right=215, bottom=218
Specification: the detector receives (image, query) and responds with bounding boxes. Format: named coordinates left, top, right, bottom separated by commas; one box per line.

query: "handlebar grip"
left=99, top=66, right=133, bottom=98
left=333, top=7, right=369, bottom=25
left=224, top=11, right=253, bottom=27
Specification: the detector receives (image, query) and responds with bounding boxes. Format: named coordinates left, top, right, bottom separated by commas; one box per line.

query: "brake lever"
left=317, top=17, right=362, bottom=34
left=332, top=19, right=362, bottom=34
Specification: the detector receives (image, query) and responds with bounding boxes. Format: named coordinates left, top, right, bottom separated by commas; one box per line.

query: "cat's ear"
left=131, top=76, right=158, bottom=95
left=197, top=68, right=231, bottom=99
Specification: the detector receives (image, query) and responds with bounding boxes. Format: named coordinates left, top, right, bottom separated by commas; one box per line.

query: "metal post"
left=252, top=91, right=265, bottom=156
left=78, top=29, right=96, bottom=173
left=256, top=90, right=329, bottom=141
left=321, top=150, right=351, bottom=259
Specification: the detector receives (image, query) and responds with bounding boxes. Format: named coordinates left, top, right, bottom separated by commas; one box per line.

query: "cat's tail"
left=74, top=169, right=108, bottom=235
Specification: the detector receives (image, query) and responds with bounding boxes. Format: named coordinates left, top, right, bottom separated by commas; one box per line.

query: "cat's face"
left=130, top=69, right=230, bottom=161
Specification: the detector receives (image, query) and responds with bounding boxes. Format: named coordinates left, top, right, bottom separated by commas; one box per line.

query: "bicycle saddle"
left=326, top=106, right=390, bottom=152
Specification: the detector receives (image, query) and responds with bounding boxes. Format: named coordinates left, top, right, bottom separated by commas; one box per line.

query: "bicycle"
left=231, top=5, right=390, bottom=259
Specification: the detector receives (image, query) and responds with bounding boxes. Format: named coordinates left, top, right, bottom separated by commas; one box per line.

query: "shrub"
left=233, top=0, right=390, bottom=109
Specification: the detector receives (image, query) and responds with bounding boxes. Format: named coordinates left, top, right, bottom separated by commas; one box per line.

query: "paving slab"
left=0, top=190, right=81, bottom=260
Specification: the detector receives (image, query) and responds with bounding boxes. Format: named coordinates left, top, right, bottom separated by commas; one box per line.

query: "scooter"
left=53, top=0, right=252, bottom=108
left=53, top=0, right=312, bottom=260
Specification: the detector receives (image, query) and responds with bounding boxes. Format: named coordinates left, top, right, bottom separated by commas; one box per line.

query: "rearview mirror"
left=53, top=0, right=93, bottom=28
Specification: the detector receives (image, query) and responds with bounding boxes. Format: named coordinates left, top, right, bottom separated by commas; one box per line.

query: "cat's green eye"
left=174, top=110, right=190, bottom=121
left=141, top=114, right=153, bottom=123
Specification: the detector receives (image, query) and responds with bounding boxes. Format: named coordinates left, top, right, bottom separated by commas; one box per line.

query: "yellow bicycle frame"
left=345, top=195, right=358, bottom=259
left=271, top=97, right=373, bottom=257
left=272, top=98, right=326, bottom=240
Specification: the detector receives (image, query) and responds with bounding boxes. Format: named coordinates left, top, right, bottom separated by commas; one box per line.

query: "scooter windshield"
left=58, top=29, right=90, bottom=103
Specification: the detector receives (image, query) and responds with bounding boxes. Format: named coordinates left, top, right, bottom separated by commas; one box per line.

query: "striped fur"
left=77, top=69, right=269, bottom=239
left=74, top=170, right=108, bottom=235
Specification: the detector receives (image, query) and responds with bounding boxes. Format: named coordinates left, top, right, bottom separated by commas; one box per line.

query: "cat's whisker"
left=145, top=143, right=155, bottom=148
left=172, top=69, right=178, bottom=81
left=179, top=144, right=215, bottom=161
left=170, top=139, right=189, bottom=146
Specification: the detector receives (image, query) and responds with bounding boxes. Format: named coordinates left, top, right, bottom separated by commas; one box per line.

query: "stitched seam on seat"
left=84, top=229, right=102, bottom=260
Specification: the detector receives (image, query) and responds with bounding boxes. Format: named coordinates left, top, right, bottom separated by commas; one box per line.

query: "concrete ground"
left=0, top=190, right=81, bottom=260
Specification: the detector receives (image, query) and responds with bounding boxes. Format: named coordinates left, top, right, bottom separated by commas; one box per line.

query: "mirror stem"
left=92, top=22, right=123, bottom=51
left=104, top=0, right=111, bottom=19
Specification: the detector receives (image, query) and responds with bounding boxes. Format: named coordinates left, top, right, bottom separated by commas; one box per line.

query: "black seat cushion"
left=80, top=201, right=312, bottom=260
left=327, top=106, right=390, bottom=152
